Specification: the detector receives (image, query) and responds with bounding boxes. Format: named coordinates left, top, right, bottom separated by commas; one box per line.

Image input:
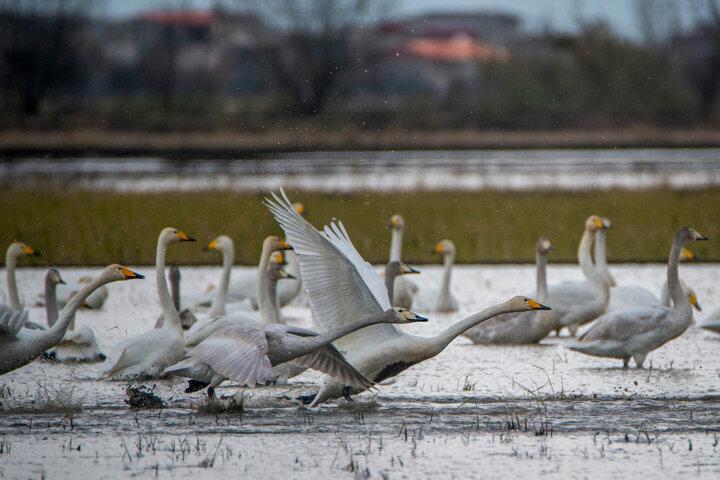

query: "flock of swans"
left=1, top=188, right=718, bottom=409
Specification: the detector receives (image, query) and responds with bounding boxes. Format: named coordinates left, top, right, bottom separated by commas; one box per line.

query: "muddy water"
left=1, top=264, right=720, bottom=478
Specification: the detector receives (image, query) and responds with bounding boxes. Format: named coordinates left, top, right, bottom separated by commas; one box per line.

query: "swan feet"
left=342, top=386, right=355, bottom=403
left=622, top=356, right=630, bottom=369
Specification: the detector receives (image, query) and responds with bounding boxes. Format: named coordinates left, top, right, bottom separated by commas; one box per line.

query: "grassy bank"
left=2, top=127, right=720, bottom=158
left=1, top=188, right=719, bottom=266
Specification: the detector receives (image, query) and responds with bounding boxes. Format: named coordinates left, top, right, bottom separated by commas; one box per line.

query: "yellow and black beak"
left=23, top=245, right=41, bottom=257
left=279, top=239, right=293, bottom=251
left=433, top=243, right=444, bottom=254
left=203, top=239, right=218, bottom=252
left=176, top=231, right=196, bottom=242
left=689, top=294, right=701, bottom=311
left=593, top=217, right=605, bottom=229
left=121, top=266, right=145, bottom=280
left=527, top=299, right=551, bottom=310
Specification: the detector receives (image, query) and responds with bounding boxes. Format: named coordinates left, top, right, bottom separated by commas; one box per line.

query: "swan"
left=567, top=226, right=707, bottom=368
left=184, top=249, right=293, bottom=347
left=103, top=227, right=196, bottom=380
left=165, top=306, right=428, bottom=398
left=701, top=309, right=720, bottom=334
left=42, top=269, right=107, bottom=363
left=463, top=237, right=557, bottom=344
left=384, top=261, right=420, bottom=303
left=412, top=239, right=459, bottom=312
left=0, top=264, right=143, bottom=375
left=3, top=242, right=41, bottom=311
left=264, top=189, right=549, bottom=407
left=545, top=215, right=610, bottom=336
left=387, top=214, right=418, bottom=309
left=154, top=266, right=198, bottom=329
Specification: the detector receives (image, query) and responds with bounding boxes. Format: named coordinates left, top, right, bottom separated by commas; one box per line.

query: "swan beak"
left=121, top=267, right=145, bottom=280
left=272, top=251, right=286, bottom=265
left=293, top=203, right=306, bottom=216
left=528, top=299, right=551, bottom=310
left=203, top=239, right=219, bottom=251
left=689, top=294, right=701, bottom=311
left=410, top=314, right=428, bottom=322
left=593, top=217, right=605, bottom=229
left=59, top=278, right=66, bottom=285
left=23, top=246, right=41, bottom=257
left=433, top=243, right=444, bottom=254
left=680, top=248, right=695, bottom=261
left=696, top=235, right=709, bottom=241
left=176, top=231, right=196, bottom=242
left=285, top=273, right=296, bottom=280
left=402, top=265, right=420, bottom=274
left=279, top=239, right=293, bottom=250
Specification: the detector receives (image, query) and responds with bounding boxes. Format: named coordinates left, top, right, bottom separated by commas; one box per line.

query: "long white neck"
left=536, top=251, right=548, bottom=302
left=44, top=274, right=109, bottom=349
left=439, top=250, right=454, bottom=304
left=5, top=249, right=20, bottom=311
left=157, top=239, right=182, bottom=334
left=283, top=251, right=303, bottom=301
left=305, top=311, right=392, bottom=351
left=45, top=279, right=59, bottom=327
left=431, top=302, right=521, bottom=352
left=667, top=235, right=691, bottom=322
left=389, top=228, right=402, bottom=262
left=207, top=245, right=234, bottom=318
left=256, top=244, right=280, bottom=325
left=594, top=230, right=616, bottom=287
left=578, top=229, right=608, bottom=298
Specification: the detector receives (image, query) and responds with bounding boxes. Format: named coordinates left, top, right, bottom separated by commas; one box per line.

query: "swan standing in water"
left=0, top=264, right=143, bottom=375
left=264, top=189, right=549, bottom=407
left=387, top=214, right=418, bottom=309
left=154, top=266, right=197, bottom=329
left=42, top=269, right=107, bottom=363
left=165, top=307, right=428, bottom=398
left=412, top=239, right=458, bottom=313
left=567, top=227, right=707, bottom=368
left=463, top=237, right=556, bottom=344
left=546, top=215, right=610, bottom=336
left=104, top=228, right=196, bottom=380
left=3, top=242, right=41, bottom=311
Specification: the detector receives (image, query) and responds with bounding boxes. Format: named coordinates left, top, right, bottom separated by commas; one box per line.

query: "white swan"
left=104, top=227, right=196, bottom=380
left=567, top=227, right=707, bottom=368
left=3, top=242, right=41, bottom=311
left=412, top=239, right=459, bottom=312
left=264, top=189, right=550, bottom=407
left=387, top=214, right=418, bottom=309
left=545, top=215, right=610, bottom=336
left=463, top=237, right=556, bottom=344
left=42, top=269, right=107, bottom=363
left=0, top=264, right=143, bottom=375
left=165, top=307, right=428, bottom=398
left=184, top=249, right=292, bottom=347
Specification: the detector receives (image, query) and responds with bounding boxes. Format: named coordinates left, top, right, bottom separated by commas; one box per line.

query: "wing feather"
left=0, top=308, right=28, bottom=337
left=295, top=343, right=375, bottom=390
left=578, top=306, right=670, bottom=343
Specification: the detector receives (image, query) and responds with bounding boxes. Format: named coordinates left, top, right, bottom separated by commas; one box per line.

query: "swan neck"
left=594, top=230, right=616, bottom=287
left=257, top=243, right=279, bottom=325
left=5, top=249, right=20, bottom=311
left=439, top=251, right=454, bottom=301
left=45, top=278, right=59, bottom=327
left=431, top=303, right=505, bottom=352
left=536, top=251, right=548, bottom=302
left=49, top=274, right=106, bottom=346
left=667, top=236, right=690, bottom=315
left=659, top=280, right=671, bottom=306
left=579, top=229, right=608, bottom=297
left=157, top=238, right=182, bottom=333
left=384, top=265, right=396, bottom=303
left=307, top=312, right=388, bottom=350
left=389, top=228, right=402, bottom=262
left=170, top=270, right=181, bottom=311
left=208, top=245, right=234, bottom=318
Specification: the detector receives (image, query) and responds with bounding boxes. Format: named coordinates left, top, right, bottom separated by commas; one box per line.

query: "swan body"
left=545, top=216, right=609, bottom=335
left=0, top=264, right=143, bottom=375
left=387, top=214, right=418, bottom=309
left=264, top=189, right=549, bottom=407
left=412, top=239, right=458, bottom=313
left=567, top=227, right=707, bottom=368
left=464, top=237, right=556, bottom=345
left=104, top=228, right=195, bottom=380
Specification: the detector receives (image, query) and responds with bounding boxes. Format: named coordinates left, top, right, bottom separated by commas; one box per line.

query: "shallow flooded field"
left=1, top=263, right=720, bottom=478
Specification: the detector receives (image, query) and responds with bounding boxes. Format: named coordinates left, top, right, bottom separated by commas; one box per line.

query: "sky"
left=100, top=0, right=703, bottom=38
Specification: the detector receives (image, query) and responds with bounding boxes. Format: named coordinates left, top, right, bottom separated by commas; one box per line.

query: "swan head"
left=505, top=296, right=551, bottom=312
left=105, top=264, right=145, bottom=281
left=677, top=227, right=708, bottom=244
left=536, top=237, right=553, bottom=255
left=293, top=203, right=307, bottom=217
left=687, top=289, right=701, bottom=311
left=433, top=239, right=455, bottom=255
left=204, top=235, right=233, bottom=253
left=585, top=215, right=605, bottom=232
left=268, top=252, right=294, bottom=280
left=46, top=268, right=65, bottom=286
left=265, top=235, right=293, bottom=252
left=680, top=248, right=696, bottom=262
left=8, top=242, right=41, bottom=260
left=389, top=307, right=428, bottom=323
left=271, top=251, right=287, bottom=265
left=160, top=227, right=196, bottom=244
left=386, top=261, right=420, bottom=277
left=389, top=214, right=405, bottom=230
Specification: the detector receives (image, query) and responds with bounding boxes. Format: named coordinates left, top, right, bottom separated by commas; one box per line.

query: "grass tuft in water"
left=0, top=383, right=82, bottom=415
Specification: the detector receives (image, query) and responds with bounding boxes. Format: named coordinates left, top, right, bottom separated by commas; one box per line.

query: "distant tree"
left=238, top=0, right=390, bottom=116
left=0, top=0, right=91, bottom=115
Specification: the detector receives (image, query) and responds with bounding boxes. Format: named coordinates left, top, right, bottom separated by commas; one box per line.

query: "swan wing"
left=578, top=306, right=669, bottom=343
left=295, top=344, right=375, bottom=390
left=264, top=190, right=394, bottom=337
left=0, top=308, right=28, bottom=337
left=192, top=325, right=274, bottom=387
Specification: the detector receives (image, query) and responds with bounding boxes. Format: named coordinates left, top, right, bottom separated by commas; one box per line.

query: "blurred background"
left=0, top=0, right=719, bottom=265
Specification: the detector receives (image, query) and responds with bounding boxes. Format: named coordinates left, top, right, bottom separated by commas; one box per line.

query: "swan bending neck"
left=5, top=250, right=20, bottom=311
